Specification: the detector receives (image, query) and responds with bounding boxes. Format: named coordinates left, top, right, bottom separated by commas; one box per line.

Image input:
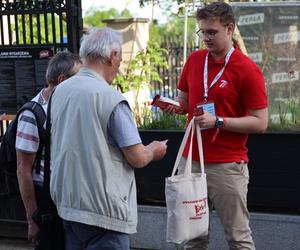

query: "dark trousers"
left=33, top=185, right=64, bottom=250
left=63, top=220, right=130, bottom=250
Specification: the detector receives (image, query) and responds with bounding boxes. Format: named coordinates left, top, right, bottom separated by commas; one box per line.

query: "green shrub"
left=138, top=109, right=187, bottom=130
left=268, top=98, right=300, bottom=131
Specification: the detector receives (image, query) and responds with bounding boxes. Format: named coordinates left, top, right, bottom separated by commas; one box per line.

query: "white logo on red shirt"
left=219, top=80, right=228, bottom=88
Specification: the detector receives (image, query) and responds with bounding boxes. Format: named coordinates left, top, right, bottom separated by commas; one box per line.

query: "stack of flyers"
left=151, top=95, right=182, bottom=111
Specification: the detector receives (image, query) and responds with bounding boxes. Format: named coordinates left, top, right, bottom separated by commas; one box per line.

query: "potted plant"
left=114, top=40, right=168, bottom=128
left=113, top=41, right=189, bottom=206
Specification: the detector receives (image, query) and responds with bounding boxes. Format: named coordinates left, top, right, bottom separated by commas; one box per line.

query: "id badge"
left=196, top=101, right=215, bottom=116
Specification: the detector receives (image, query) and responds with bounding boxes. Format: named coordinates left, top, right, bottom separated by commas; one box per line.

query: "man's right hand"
left=122, top=140, right=168, bottom=168
left=163, top=90, right=188, bottom=115
left=28, top=219, right=39, bottom=244
left=147, top=140, right=168, bottom=161
left=163, top=102, right=185, bottom=115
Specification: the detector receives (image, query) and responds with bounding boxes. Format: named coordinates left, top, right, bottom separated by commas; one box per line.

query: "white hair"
left=79, top=27, right=122, bottom=64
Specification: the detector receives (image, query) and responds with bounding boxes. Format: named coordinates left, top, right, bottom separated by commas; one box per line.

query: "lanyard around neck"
left=203, top=47, right=235, bottom=100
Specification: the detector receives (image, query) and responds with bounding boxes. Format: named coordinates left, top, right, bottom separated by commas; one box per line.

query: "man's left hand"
left=194, top=110, right=216, bottom=129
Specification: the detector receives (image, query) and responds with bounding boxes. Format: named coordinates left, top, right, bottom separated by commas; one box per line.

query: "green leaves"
left=83, top=7, right=132, bottom=28
left=114, top=40, right=168, bottom=93
left=140, top=111, right=187, bottom=130
left=268, top=99, right=300, bottom=131
left=113, top=40, right=168, bottom=128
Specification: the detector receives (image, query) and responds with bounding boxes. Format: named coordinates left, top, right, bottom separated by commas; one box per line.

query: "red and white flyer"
left=151, top=95, right=182, bottom=111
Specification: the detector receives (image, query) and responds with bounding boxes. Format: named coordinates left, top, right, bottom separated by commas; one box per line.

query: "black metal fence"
left=152, top=38, right=198, bottom=99
left=0, top=0, right=83, bottom=113
left=0, top=0, right=82, bottom=52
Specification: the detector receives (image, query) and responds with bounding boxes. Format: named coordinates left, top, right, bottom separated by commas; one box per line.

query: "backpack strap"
left=17, top=101, right=46, bottom=174
left=44, top=89, right=55, bottom=193
left=19, top=101, right=46, bottom=140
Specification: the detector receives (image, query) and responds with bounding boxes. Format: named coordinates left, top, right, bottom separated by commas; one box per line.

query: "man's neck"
left=210, top=42, right=233, bottom=61
left=42, top=86, right=54, bottom=102
left=83, top=61, right=111, bottom=84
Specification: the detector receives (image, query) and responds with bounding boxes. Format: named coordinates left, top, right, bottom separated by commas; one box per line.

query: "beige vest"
left=50, top=68, right=137, bottom=234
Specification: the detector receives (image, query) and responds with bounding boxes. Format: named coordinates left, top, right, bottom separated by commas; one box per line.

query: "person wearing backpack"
left=15, top=51, right=81, bottom=250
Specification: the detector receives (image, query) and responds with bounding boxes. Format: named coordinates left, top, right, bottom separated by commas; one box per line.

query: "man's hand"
left=194, top=108, right=268, bottom=133
left=146, top=140, right=168, bottom=161
left=28, top=218, right=39, bottom=244
left=162, top=90, right=188, bottom=115
left=194, top=110, right=216, bottom=129
left=121, top=140, right=168, bottom=168
left=162, top=102, right=185, bottom=115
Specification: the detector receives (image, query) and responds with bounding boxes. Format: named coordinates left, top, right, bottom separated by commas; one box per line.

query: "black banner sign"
left=0, top=47, right=53, bottom=114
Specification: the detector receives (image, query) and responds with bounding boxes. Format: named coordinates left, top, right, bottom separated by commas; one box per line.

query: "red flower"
left=288, top=69, right=296, bottom=79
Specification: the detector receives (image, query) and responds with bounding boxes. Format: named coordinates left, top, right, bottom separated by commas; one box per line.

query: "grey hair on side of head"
left=46, top=51, right=81, bottom=85
left=79, top=27, right=122, bottom=64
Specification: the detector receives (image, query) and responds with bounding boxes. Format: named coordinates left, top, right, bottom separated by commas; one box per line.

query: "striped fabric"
left=15, top=90, right=48, bottom=184
left=16, top=110, right=40, bottom=153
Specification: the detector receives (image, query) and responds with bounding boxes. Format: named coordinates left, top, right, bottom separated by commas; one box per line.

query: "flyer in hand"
left=151, top=95, right=182, bottom=111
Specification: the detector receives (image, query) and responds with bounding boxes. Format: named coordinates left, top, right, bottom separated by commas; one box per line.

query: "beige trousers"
left=178, top=158, right=255, bottom=250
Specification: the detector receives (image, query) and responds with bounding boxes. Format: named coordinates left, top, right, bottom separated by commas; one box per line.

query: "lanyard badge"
left=194, top=101, right=216, bottom=130
left=196, top=47, right=234, bottom=136
left=196, top=101, right=215, bottom=116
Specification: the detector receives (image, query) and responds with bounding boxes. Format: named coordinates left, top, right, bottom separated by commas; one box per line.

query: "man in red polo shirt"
left=168, top=2, right=268, bottom=250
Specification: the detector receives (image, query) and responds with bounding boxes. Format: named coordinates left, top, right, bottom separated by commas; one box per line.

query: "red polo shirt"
left=178, top=48, right=268, bottom=163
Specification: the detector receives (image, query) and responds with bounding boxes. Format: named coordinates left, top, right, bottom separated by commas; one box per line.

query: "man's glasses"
left=196, top=29, right=219, bottom=40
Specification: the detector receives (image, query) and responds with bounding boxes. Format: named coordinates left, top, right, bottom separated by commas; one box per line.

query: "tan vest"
left=50, top=68, right=137, bottom=234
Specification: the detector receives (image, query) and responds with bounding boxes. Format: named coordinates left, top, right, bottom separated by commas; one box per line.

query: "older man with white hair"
left=49, top=27, right=168, bottom=250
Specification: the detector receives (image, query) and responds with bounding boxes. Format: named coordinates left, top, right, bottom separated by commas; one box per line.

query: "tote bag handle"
left=183, top=121, right=195, bottom=177
left=196, top=123, right=204, bottom=174
left=171, top=117, right=204, bottom=177
left=171, top=117, right=194, bottom=177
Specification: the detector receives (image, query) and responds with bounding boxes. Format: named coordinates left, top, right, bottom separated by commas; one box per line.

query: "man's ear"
left=57, top=74, right=66, bottom=84
left=109, top=51, right=118, bottom=66
left=227, top=23, right=235, bottom=35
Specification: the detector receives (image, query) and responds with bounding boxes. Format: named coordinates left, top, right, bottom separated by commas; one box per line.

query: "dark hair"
left=196, top=2, right=235, bottom=26
left=46, top=51, right=81, bottom=85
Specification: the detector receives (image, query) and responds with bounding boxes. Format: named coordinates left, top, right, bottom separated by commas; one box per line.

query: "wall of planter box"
left=136, top=130, right=300, bottom=213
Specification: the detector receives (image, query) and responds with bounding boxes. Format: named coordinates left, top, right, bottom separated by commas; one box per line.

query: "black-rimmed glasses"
left=196, top=29, right=219, bottom=40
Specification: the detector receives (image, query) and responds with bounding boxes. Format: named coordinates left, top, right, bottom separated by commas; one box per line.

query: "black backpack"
left=0, top=101, right=46, bottom=196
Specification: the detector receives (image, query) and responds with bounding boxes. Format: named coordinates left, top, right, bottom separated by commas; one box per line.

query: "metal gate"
left=0, top=0, right=83, bottom=113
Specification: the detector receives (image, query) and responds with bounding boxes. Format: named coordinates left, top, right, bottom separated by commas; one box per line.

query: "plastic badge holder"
left=196, top=102, right=215, bottom=116
left=195, top=102, right=215, bottom=130
left=193, top=106, right=204, bottom=116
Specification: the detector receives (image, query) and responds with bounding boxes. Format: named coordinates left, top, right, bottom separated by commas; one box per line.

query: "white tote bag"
left=165, top=117, right=209, bottom=244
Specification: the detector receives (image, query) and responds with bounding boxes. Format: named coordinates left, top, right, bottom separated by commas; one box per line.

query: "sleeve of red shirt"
left=177, top=56, right=190, bottom=93
left=241, top=62, right=268, bottom=110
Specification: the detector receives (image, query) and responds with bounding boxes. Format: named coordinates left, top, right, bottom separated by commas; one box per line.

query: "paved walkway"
left=0, top=238, right=140, bottom=250
left=0, top=238, right=31, bottom=250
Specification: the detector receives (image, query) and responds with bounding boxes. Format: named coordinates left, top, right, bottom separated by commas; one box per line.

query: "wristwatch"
left=215, top=117, right=225, bottom=129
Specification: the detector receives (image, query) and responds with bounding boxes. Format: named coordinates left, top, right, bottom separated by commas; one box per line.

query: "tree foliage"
left=139, top=0, right=280, bottom=6
left=150, top=14, right=196, bottom=45
left=113, top=41, right=168, bottom=127
left=114, top=41, right=168, bottom=93
left=139, top=0, right=184, bottom=8
left=84, top=7, right=132, bottom=28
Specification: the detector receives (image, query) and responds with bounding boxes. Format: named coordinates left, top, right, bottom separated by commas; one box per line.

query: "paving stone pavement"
left=0, top=238, right=32, bottom=250
left=0, top=238, right=141, bottom=250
